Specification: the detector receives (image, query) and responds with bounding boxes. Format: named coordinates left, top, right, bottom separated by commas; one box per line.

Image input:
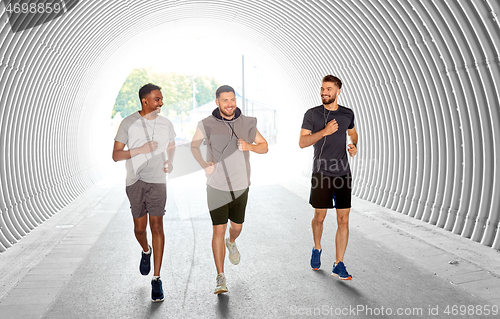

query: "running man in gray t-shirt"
left=113, top=83, right=176, bottom=302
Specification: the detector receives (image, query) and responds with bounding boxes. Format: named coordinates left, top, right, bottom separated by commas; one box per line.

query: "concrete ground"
left=1, top=151, right=499, bottom=319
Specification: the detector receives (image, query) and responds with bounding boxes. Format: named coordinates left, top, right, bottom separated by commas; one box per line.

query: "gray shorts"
left=126, top=180, right=166, bottom=219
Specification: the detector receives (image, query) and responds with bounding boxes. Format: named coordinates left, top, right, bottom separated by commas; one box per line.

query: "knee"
left=313, top=215, right=326, bottom=224
left=337, top=216, right=349, bottom=227
left=149, top=221, right=164, bottom=235
left=230, top=223, right=242, bottom=233
left=213, top=225, right=226, bottom=237
left=134, top=225, right=147, bottom=235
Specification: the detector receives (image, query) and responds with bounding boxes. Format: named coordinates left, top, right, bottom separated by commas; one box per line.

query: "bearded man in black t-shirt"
left=299, top=75, right=359, bottom=280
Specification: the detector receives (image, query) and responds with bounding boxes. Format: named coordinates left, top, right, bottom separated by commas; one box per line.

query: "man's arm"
left=238, top=129, right=268, bottom=154
left=164, top=141, right=176, bottom=173
left=299, top=119, right=338, bottom=149
left=112, top=140, right=158, bottom=162
left=347, top=126, right=358, bottom=157
left=166, top=141, right=175, bottom=162
left=191, top=126, right=214, bottom=174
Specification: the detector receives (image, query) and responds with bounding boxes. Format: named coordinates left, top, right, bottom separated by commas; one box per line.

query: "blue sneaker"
left=151, top=278, right=165, bottom=302
left=310, top=248, right=322, bottom=270
left=140, top=245, right=152, bottom=276
left=332, top=262, right=352, bottom=280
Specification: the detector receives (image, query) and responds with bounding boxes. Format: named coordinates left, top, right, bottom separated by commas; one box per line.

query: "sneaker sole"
left=152, top=298, right=165, bottom=302
left=331, top=273, right=352, bottom=280
left=312, top=267, right=320, bottom=270
left=229, top=258, right=240, bottom=265
left=214, top=288, right=228, bottom=294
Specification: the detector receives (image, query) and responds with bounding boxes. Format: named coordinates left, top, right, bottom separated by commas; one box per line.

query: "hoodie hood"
left=212, top=107, right=242, bottom=121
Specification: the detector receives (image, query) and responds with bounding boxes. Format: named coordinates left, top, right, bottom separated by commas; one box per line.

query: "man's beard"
left=322, top=95, right=336, bottom=104
left=220, top=107, right=235, bottom=118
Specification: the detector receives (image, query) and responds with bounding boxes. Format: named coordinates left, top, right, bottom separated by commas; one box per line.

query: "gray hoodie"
left=198, top=107, right=257, bottom=192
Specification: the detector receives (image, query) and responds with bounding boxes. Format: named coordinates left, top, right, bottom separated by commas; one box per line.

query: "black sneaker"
left=140, top=245, right=152, bottom=276
left=151, top=278, right=165, bottom=302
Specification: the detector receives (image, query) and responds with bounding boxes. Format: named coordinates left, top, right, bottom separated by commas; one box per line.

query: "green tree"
left=194, top=76, right=219, bottom=107
left=112, top=69, right=220, bottom=118
left=112, top=68, right=150, bottom=118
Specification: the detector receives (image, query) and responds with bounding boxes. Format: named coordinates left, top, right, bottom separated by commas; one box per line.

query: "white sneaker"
left=225, top=238, right=241, bottom=265
left=214, top=273, right=228, bottom=294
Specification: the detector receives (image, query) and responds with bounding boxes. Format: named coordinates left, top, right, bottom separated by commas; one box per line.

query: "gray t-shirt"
left=199, top=108, right=257, bottom=192
left=115, top=112, right=176, bottom=186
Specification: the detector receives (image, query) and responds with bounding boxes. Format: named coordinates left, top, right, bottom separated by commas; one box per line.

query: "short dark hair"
left=322, top=75, right=342, bottom=89
left=139, top=83, right=161, bottom=102
left=215, top=85, right=235, bottom=99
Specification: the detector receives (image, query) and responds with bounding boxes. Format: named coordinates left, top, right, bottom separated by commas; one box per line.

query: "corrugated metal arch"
left=0, top=0, right=499, bottom=252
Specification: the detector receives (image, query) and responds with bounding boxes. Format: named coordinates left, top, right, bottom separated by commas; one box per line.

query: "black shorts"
left=207, top=186, right=249, bottom=225
left=309, top=173, right=352, bottom=209
left=126, top=180, right=166, bottom=218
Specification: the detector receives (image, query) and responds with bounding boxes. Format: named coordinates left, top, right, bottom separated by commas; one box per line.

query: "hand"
left=164, top=159, right=173, bottom=174
left=323, top=119, right=338, bottom=136
left=348, top=144, right=357, bottom=157
left=238, top=139, right=252, bottom=151
left=140, top=141, right=158, bottom=154
left=204, top=161, right=215, bottom=174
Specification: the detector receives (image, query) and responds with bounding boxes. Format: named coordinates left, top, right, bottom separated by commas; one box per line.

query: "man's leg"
left=149, top=215, right=166, bottom=302
left=133, top=215, right=149, bottom=252
left=134, top=214, right=153, bottom=277
left=225, top=220, right=242, bottom=265
left=149, top=215, right=164, bottom=276
left=225, top=188, right=247, bottom=264
left=312, top=209, right=327, bottom=250
left=213, top=223, right=228, bottom=274
left=335, top=208, right=350, bottom=263
left=228, top=220, right=242, bottom=243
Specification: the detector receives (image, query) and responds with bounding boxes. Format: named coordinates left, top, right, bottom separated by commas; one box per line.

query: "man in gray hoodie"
left=191, top=85, right=268, bottom=294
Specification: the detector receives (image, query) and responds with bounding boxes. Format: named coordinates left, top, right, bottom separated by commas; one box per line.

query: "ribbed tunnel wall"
left=1, top=0, right=499, bottom=252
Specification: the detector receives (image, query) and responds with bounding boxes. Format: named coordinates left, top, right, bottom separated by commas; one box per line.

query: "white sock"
left=143, top=246, right=151, bottom=254
left=153, top=276, right=160, bottom=281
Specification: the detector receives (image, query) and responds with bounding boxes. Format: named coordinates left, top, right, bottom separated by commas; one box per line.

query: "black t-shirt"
left=301, top=104, right=355, bottom=177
